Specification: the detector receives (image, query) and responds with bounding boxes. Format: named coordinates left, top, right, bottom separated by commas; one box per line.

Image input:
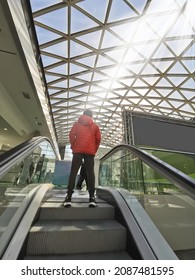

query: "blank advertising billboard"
left=132, top=116, right=195, bottom=153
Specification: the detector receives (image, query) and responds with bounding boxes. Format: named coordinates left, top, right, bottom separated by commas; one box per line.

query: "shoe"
left=89, top=196, right=97, bottom=207
left=63, top=194, right=72, bottom=207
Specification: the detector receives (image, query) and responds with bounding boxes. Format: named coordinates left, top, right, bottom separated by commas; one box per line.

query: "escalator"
left=0, top=140, right=195, bottom=259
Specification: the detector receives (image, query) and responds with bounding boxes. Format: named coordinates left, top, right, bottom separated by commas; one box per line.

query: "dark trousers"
left=76, top=174, right=87, bottom=189
left=67, top=153, right=95, bottom=196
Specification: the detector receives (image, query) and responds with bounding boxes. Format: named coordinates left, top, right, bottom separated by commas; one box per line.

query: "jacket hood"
left=78, top=115, right=94, bottom=126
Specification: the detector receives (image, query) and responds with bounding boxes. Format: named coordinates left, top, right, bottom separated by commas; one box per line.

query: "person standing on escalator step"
left=63, top=109, right=101, bottom=207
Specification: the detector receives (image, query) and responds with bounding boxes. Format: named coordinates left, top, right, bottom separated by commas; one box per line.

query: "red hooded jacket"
left=69, top=115, right=101, bottom=156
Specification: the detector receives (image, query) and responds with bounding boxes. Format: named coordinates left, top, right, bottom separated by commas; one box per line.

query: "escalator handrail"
left=0, top=136, right=58, bottom=179
left=99, top=144, right=195, bottom=199
left=0, top=136, right=56, bottom=166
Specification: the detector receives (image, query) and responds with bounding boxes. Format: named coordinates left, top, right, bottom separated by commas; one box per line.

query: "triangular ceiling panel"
left=101, top=30, right=123, bottom=48
left=133, top=22, right=158, bottom=43
left=182, top=60, right=195, bottom=73
left=108, top=0, right=138, bottom=22
left=181, top=90, right=195, bottom=100
left=78, top=72, right=93, bottom=81
left=169, top=91, right=185, bottom=100
left=30, top=1, right=61, bottom=11
left=76, top=0, right=108, bottom=23
left=92, top=72, right=107, bottom=81
left=167, top=62, right=189, bottom=74
left=48, top=64, right=67, bottom=75
left=168, top=14, right=194, bottom=37
left=106, top=48, right=126, bottom=62
left=96, top=55, right=115, bottom=67
left=42, top=41, right=68, bottom=57
left=70, top=41, right=92, bottom=57
left=42, top=55, right=61, bottom=67
left=45, top=75, right=59, bottom=83
left=35, top=7, right=67, bottom=33
left=126, top=0, right=148, bottom=14
left=153, top=44, right=174, bottom=59
left=76, top=54, right=97, bottom=68
left=53, top=81, right=67, bottom=88
left=35, top=26, right=60, bottom=45
left=69, top=79, right=84, bottom=87
left=181, top=78, right=195, bottom=89
left=180, top=103, right=194, bottom=113
left=77, top=30, right=102, bottom=49
left=69, top=63, right=88, bottom=74
left=71, top=7, right=99, bottom=33
left=168, top=76, right=188, bottom=86
left=166, top=38, right=193, bottom=56
left=184, top=43, right=195, bottom=56
left=110, top=21, right=138, bottom=42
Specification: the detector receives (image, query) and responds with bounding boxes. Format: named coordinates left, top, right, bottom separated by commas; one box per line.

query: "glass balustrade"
left=99, top=146, right=195, bottom=259
left=0, top=140, right=57, bottom=256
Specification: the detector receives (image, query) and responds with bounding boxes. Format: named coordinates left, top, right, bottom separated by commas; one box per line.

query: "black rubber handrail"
left=0, top=136, right=56, bottom=166
left=0, top=136, right=58, bottom=179
left=0, top=137, right=40, bottom=165
left=99, top=144, right=195, bottom=199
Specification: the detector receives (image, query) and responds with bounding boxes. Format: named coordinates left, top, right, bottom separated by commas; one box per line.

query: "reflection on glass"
left=142, top=148, right=195, bottom=180
left=99, top=146, right=195, bottom=259
left=0, top=140, right=57, bottom=254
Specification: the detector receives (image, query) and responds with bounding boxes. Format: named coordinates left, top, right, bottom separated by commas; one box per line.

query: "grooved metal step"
left=25, top=251, right=132, bottom=260
left=39, top=202, right=115, bottom=220
left=26, top=219, right=126, bottom=255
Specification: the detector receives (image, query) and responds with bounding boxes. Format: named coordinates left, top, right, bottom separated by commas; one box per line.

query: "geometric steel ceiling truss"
left=28, top=0, right=195, bottom=147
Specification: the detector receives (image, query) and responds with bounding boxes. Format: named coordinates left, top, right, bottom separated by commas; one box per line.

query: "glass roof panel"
left=35, top=26, right=60, bottom=44
left=71, top=7, right=98, bottom=33
left=146, top=0, right=180, bottom=13
left=76, top=0, right=109, bottom=22
left=181, top=90, right=195, bottom=99
left=53, top=81, right=67, bottom=88
left=30, top=0, right=61, bottom=12
left=108, top=0, right=138, bottom=22
left=101, top=30, right=123, bottom=48
left=48, top=64, right=67, bottom=75
left=168, top=14, right=194, bottom=37
left=28, top=0, right=195, bottom=148
left=110, top=22, right=138, bottom=42
left=76, top=55, right=97, bottom=67
left=126, top=0, right=148, bottom=14
left=35, top=7, right=67, bottom=33
left=46, top=75, right=59, bottom=83
left=168, top=76, right=188, bottom=86
left=168, top=40, right=193, bottom=58
left=42, top=55, right=61, bottom=67
left=43, top=41, right=68, bottom=57
left=70, top=41, right=91, bottom=57
left=153, top=44, right=174, bottom=59
left=96, top=55, right=115, bottom=67
left=69, top=63, right=88, bottom=74
left=77, top=30, right=102, bottom=49
left=182, top=60, right=195, bottom=73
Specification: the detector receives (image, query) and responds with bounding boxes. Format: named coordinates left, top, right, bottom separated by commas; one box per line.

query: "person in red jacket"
left=63, top=109, right=101, bottom=207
